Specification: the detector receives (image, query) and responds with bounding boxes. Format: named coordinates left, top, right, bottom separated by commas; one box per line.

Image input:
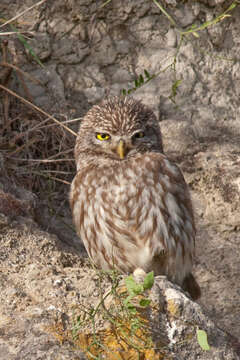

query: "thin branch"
left=6, top=158, right=74, bottom=163
left=0, top=85, right=77, bottom=136
left=0, top=0, right=47, bottom=28
left=27, top=171, right=72, bottom=185
left=152, top=0, right=177, bottom=27
left=0, top=62, right=44, bottom=86
left=0, top=31, right=35, bottom=36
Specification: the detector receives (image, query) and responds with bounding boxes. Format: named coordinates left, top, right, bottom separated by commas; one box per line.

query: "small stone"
left=83, top=65, right=106, bottom=87
left=94, top=39, right=117, bottom=65
left=112, top=68, right=132, bottom=83
left=54, top=279, right=63, bottom=287
left=175, top=7, right=195, bottom=27
left=166, top=28, right=177, bottom=48
left=116, top=40, right=131, bottom=54
left=0, top=213, right=9, bottom=228
left=165, top=0, right=177, bottom=6
left=84, top=87, right=105, bottom=103
left=28, top=34, right=51, bottom=61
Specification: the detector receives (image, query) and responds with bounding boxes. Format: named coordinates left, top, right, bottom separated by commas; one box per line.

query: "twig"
left=0, top=0, right=47, bottom=28
left=0, top=85, right=77, bottom=136
left=6, top=158, right=74, bottom=163
left=152, top=0, right=177, bottom=28
left=0, top=31, right=35, bottom=36
left=0, top=62, right=44, bottom=86
left=0, top=41, right=12, bottom=129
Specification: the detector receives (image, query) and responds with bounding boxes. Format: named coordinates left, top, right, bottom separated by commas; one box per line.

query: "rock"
left=28, top=34, right=51, bottom=62
left=52, top=40, right=90, bottom=64
left=205, top=13, right=224, bottom=46
left=0, top=208, right=239, bottom=358
left=109, top=83, right=125, bottom=96
left=83, top=86, right=105, bottom=103
left=150, top=277, right=240, bottom=359
left=165, top=0, right=177, bottom=5
left=115, top=40, right=132, bottom=54
left=0, top=315, right=86, bottom=360
left=17, top=64, right=66, bottom=111
left=92, top=38, right=117, bottom=66
left=200, top=0, right=226, bottom=6
left=83, top=65, right=106, bottom=87
left=1, top=0, right=240, bottom=353
left=174, top=5, right=196, bottom=27
left=165, top=28, right=177, bottom=48
left=112, top=68, right=132, bottom=83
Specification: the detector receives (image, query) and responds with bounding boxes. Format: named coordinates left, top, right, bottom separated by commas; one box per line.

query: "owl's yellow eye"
left=96, top=133, right=111, bottom=141
left=133, top=131, right=145, bottom=139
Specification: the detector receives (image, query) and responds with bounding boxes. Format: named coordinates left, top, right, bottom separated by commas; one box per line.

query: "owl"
left=70, top=96, right=200, bottom=300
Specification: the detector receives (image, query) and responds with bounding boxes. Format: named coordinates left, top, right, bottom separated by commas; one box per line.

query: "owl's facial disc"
left=93, top=127, right=156, bottom=160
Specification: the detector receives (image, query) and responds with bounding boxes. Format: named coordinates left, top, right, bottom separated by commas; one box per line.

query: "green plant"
left=196, top=328, right=210, bottom=351
left=124, top=271, right=154, bottom=310
left=70, top=269, right=156, bottom=358
left=152, top=0, right=238, bottom=36
left=121, top=70, right=155, bottom=95
left=120, top=1, right=238, bottom=102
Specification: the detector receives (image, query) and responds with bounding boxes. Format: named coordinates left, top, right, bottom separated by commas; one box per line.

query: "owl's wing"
left=104, top=153, right=195, bottom=257
left=145, top=154, right=196, bottom=279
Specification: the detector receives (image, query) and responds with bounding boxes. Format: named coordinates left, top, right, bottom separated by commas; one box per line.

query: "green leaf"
left=10, top=24, right=44, bottom=68
left=138, top=74, right=144, bottom=85
left=228, top=2, right=236, bottom=11
left=130, top=320, right=141, bottom=332
left=143, top=271, right=154, bottom=290
left=197, top=329, right=210, bottom=351
left=123, top=296, right=137, bottom=313
left=123, top=294, right=134, bottom=306
left=171, top=79, right=182, bottom=96
left=125, top=275, right=136, bottom=292
left=122, top=89, right=127, bottom=96
left=125, top=275, right=143, bottom=295
left=192, top=32, right=199, bottom=38
left=139, top=298, right=151, bottom=307
left=144, top=69, right=150, bottom=79
left=128, top=306, right=137, bottom=314
left=190, top=24, right=198, bottom=30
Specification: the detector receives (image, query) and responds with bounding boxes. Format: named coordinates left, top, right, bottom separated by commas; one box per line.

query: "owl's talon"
left=133, top=268, right=147, bottom=283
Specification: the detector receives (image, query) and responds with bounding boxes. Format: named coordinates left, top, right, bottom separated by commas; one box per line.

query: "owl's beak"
left=117, top=139, right=126, bottom=159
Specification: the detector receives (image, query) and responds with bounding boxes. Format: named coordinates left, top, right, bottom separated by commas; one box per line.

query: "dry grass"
left=0, top=37, right=77, bottom=194
left=0, top=97, right=77, bottom=192
left=0, top=0, right=78, bottom=196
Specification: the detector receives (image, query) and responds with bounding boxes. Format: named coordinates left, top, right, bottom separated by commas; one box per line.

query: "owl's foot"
left=133, top=268, right=147, bottom=283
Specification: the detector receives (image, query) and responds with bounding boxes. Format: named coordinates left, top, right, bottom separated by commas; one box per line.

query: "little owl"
left=70, top=96, right=200, bottom=300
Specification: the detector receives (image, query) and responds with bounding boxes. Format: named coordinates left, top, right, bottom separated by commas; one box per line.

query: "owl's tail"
left=182, top=273, right=201, bottom=300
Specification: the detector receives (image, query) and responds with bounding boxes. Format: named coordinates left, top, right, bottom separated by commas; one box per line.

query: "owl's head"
left=75, top=96, right=163, bottom=162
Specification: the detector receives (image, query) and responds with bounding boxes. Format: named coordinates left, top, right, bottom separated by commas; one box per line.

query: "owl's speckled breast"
left=71, top=153, right=195, bottom=283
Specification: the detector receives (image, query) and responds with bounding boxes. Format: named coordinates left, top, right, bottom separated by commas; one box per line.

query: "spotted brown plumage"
left=70, top=96, right=201, bottom=300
